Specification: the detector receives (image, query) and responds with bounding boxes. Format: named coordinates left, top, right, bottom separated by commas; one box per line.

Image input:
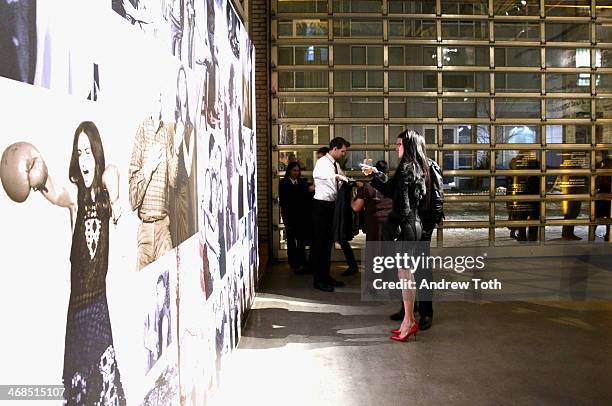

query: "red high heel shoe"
left=390, top=323, right=419, bottom=342
left=390, top=328, right=400, bottom=335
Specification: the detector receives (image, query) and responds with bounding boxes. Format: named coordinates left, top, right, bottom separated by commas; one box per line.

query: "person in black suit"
left=279, top=162, right=313, bottom=274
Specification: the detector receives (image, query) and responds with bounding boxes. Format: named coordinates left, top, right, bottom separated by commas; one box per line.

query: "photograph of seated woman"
left=279, top=162, right=313, bottom=274
left=362, top=130, right=427, bottom=342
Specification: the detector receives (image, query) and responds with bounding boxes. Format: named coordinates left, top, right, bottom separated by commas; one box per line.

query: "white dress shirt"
left=313, top=153, right=344, bottom=202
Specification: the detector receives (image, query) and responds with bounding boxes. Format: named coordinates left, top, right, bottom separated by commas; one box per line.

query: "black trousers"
left=562, top=201, right=581, bottom=238
left=310, top=200, right=335, bottom=283
left=285, top=225, right=307, bottom=269
left=414, top=229, right=434, bottom=317
left=338, top=240, right=358, bottom=269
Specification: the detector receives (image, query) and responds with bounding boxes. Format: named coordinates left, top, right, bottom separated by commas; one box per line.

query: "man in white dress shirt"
left=310, top=137, right=350, bottom=292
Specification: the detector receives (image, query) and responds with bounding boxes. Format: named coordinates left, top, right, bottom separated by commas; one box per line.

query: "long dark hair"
left=69, top=121, right=110, bottom=219
left=396, top=130, right=426, bottom=205
left=284, top=162, right=301, bottom=179
left=175, top=66, right=191, bottom=127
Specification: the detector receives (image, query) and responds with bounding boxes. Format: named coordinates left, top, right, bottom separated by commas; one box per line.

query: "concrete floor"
left=213, top=261, right=612, bottom=406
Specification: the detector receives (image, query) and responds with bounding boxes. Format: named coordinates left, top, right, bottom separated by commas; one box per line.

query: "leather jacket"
left=370, top=161, right=426, bottom=240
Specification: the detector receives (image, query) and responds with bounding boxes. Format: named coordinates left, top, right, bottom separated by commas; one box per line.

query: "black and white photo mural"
left=0, top=0, right=257, bottom=404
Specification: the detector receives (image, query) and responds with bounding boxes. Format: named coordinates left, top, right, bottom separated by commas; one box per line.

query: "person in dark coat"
left=595, top=152, right=612, bottom=241
left=351, top=160, right=393, bottom=241
left=279, top=162, right=312, bottom=274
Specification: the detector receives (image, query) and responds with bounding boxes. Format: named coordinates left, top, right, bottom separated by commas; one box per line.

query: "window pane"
left=546, top=176, right=589, bottom=195
left=335, top=96, right=383, bottom=117
left=443, top=228, right=489, bottom=247
left=443, top=72, right=490, bottom=92
left=545, top=125, right=591, bottom=143
left=389, top=97, right=437, bottom=118
left=495, top=125, right=540, bottom=143
left=278, top=0, right=327, bottom=13
left=544, top=0, right=590, bottom=17
left=596, top=22, right=612, bottom=43
left=546, top=23, right=590, bottom=42
left=389, top=46, right=437, bottom=66
left=546, top=98, right=591, bottom=119
left=441, top=20, right=489, bottom=40
left=443, top=124, right=491, bottom=144
left=279, top=71, right=328, bottom=91
left=495, top=73, right=540, bottom=92
left=335, top=45, right=383, bottom=65
left=333, top=19, right=383, bottom=38
left=445, top=203, right=490, bottom=221
left=389, top=19, right=436, bottom=38
left=389, top=71, right=437, bottom=91
left=595, top=74, right=612, bottom=92
left=443, top=150, right=490, bottom=170
left=278, top=46, right=328, bottom=65
left=596, top=98, right=612, bottom=118
left=442, top=46, right=489, bottom=66
left=279, top=124, right=330, bottom=145
left=278, top=150, right=318, bottom=171
left=493, top=0, right=539, bottom=15
left=279, top=97, right=329, bottom=118
left=546, top=48, right=590, bottom=68
left=335, top=71, right=383, bottom=91
left=495, top=47, right=540, bottom=67
left=279, top=47, right=294, bottom=65
left=335, top=125, right=384, bottom=144
left=279, top=19, right=329, bottom=38
left=544, top=226, right=589, bottom=242
left=333, top=0, right=382, bottom=13
left=496, top=98, right=541, bottom=118
left=598, top=49, right=612, bottom=67
left=389, top=124, right=437, bottom=143
left=596, top=124, right=612, bottom=143
left=494, top=22, right=539, bottom=41
left=597, top=1, right=612, bottom=17
left=546, top=73, right=590, bottom=93
left=344, top=150, right=385, bottom=170
left=546, top=150, right=590, bottom=169
left=545, top=201, right=589, bottom=219
left=444, top=178, right=490, bottom=195
left=388, top=0, right=436, bottom=14
left=496, top=150, right=540, bottom=170
left=441, top=1, right=488, bottom=15
left=443, top=98, right=490, bottom=118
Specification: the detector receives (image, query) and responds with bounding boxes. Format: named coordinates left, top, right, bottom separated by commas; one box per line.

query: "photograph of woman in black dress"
left=38, top=121, right=125, bottom=405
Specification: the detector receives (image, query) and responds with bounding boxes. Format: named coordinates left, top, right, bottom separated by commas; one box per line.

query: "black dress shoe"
left=341, top=266, right=359, bottom=276
left=326, top=277, right=345, bottom=287
left=313, top=282, right=334, bottom=292
left=419, top=315, right=433, bottom=331
left=389, top=309, right=405, bottom=321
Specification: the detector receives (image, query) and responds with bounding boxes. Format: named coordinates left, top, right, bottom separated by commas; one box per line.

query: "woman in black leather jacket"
left=363, top=130, right=427, bottom=342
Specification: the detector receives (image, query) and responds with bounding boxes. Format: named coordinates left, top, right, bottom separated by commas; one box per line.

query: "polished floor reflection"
left=213, top=261, right=612, bottom=405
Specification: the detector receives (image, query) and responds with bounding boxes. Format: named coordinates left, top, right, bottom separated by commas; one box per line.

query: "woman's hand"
left=360, top=164, right=378, bottom=176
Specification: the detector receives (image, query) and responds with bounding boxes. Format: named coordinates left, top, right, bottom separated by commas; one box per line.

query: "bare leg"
left=398, top=268, right=417, bottom=338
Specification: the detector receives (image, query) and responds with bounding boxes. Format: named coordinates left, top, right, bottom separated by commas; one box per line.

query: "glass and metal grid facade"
left=271, top=0, right=612, bottom=258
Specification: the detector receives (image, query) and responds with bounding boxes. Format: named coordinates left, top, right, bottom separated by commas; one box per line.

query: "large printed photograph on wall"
left=0, top=0, right=257, bottom=404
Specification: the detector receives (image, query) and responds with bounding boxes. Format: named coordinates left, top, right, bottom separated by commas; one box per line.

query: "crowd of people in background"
left=278, top=131, right=445, bottom=342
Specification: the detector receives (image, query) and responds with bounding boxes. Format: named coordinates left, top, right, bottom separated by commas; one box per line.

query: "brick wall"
left=248, top=0, right=270, bottom=269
